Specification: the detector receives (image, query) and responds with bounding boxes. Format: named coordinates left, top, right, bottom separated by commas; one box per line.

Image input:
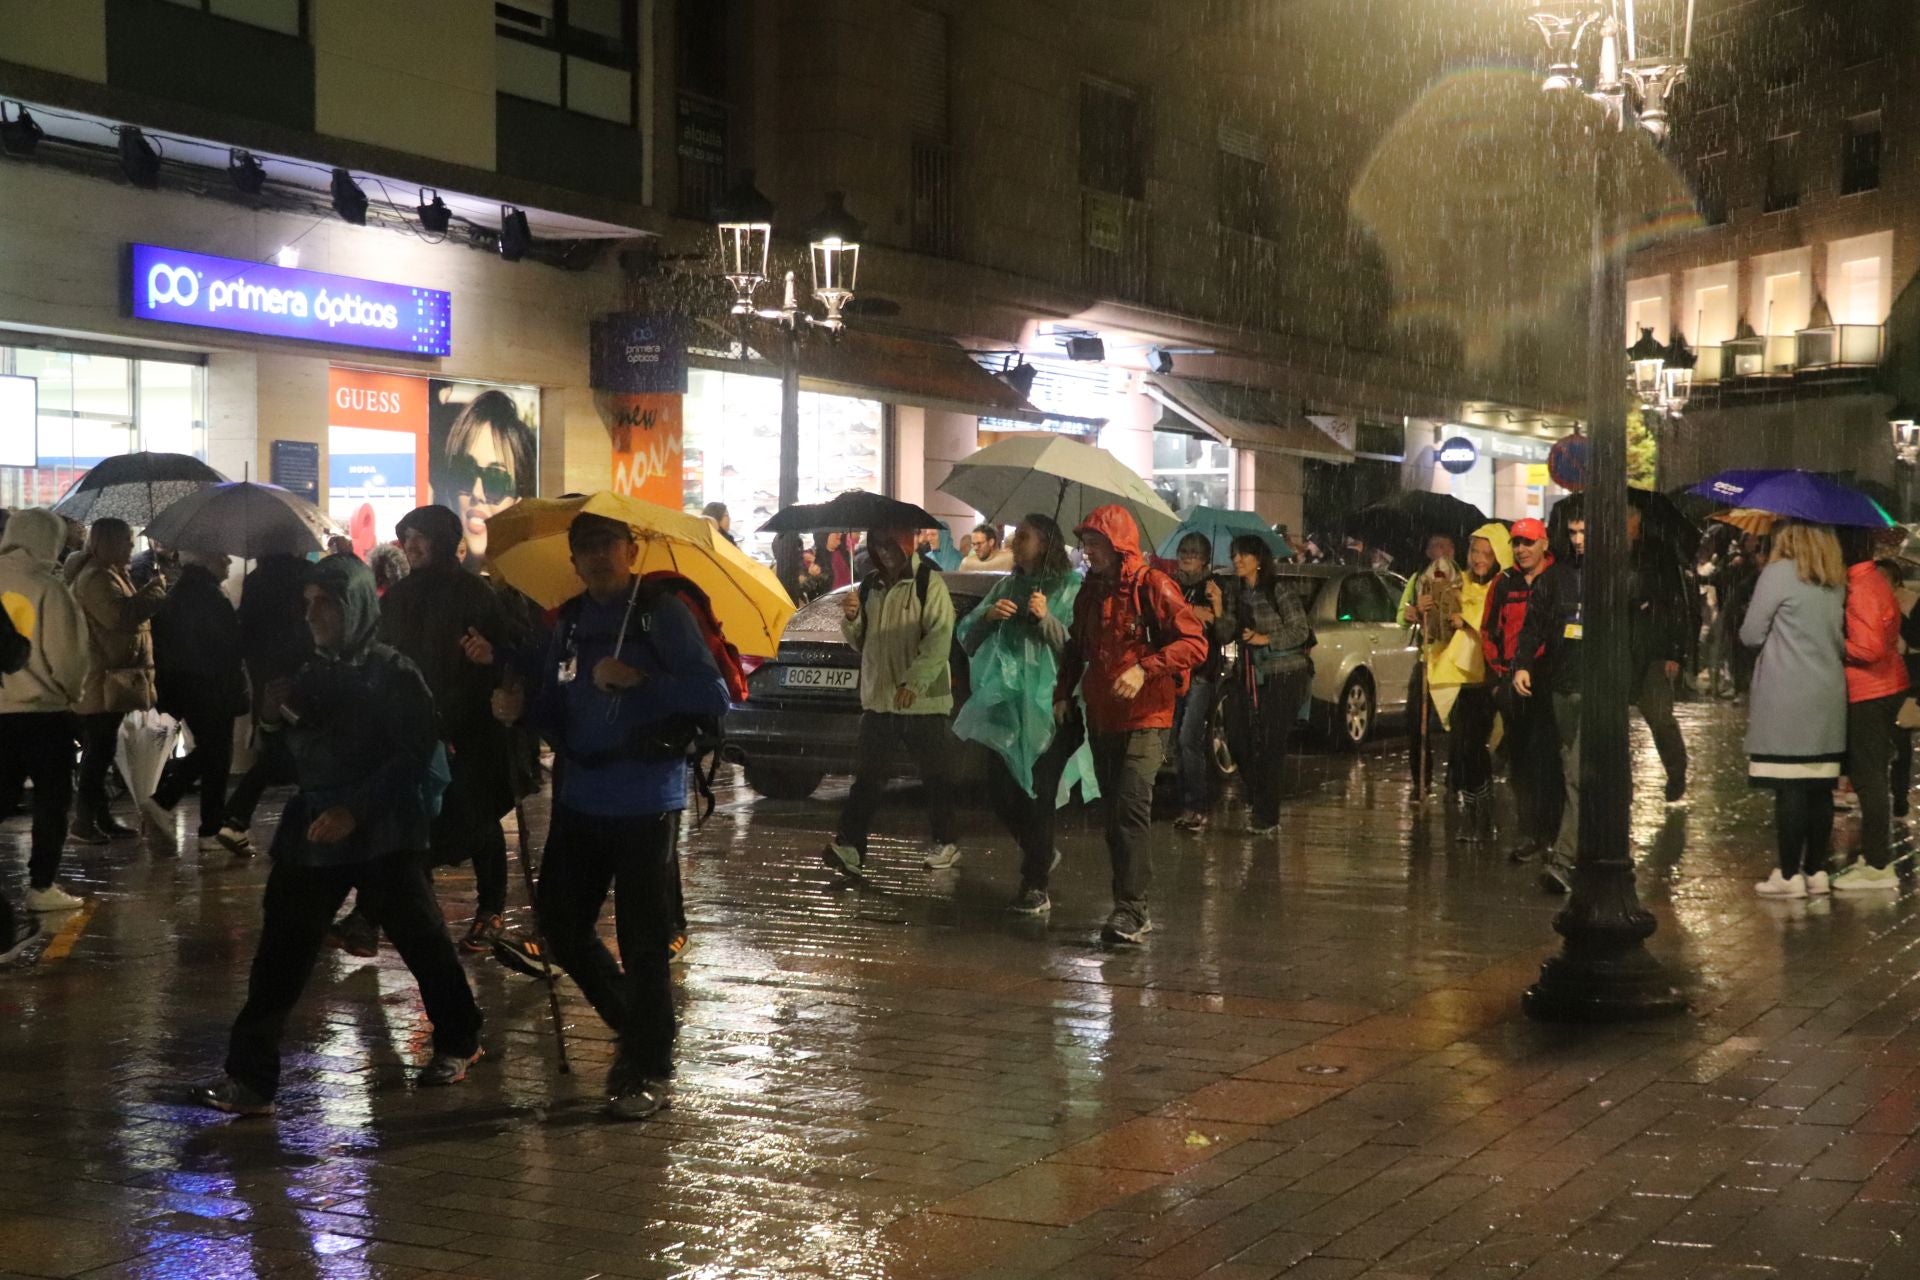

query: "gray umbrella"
left=51, top=451, right=227, bottom=526
left=142, top=481, right=342, bottom=558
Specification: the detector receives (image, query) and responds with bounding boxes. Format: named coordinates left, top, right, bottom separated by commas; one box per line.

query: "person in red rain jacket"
left=1477, top=518, right=1565, bottom=864
left=1054, top=505, right=1206, bottom=946
left=1831, top=528, right=1911, bottom=890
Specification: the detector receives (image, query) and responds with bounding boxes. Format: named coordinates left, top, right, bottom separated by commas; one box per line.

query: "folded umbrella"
left=1155, top=506, right=1291, bottom=566
left=757, top=490, right=940, bottom=535
left=938, top=435, right=1179, bottom=546
left=1688, top=469, right=1893, bottom=529
left=142, top=481, right=341, bottom=558
left=487, top=492, right=794, bottom=657
left=53, top=451, right=227, bottom=527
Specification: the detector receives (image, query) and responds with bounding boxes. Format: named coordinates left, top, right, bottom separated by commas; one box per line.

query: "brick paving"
left=4, top=700, right=1920, bottom=1278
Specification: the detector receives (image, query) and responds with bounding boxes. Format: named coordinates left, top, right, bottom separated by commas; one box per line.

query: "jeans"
left=1089, top=728, right=1167, bottom=919
left=1772, top=781, right=1835, bottom=879
left=1226, top=669, right=1307, bottom=829
left=1550, top=692, right=1581, bottom=872
left=1171, top=677, right=1215, bottom=813
left=985, top=719, right=1082, bottom=893
left=75, top=710, right=123, bottom=821
left=1631, top=660, right=1688, bottom=787
left=226, top=725, right=295, bottom=828
left=0, top=712, right=76, bottom=888
left=537, top=807, right=677, bottom=1078
left=225, top=849, right=482, bottom=1098
left=154, top=711, right=235, bottom=837
left=835, top=712, right=957, bottom=853
left=1848, top=694, right=1902, bottom=870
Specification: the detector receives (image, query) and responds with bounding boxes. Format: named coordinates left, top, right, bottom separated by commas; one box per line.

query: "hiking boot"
left=606, top=1078, right=669, bottom=1121
left=326, top=911, right=379, bottom=958
left=459, top=913, right=505, bottom=954
left=667, top=931, right=691, bottom=963
left=921, top=843, right=961, bottom=871
left=1100, top=908, right=1152, bottom=946
left=822, top=841, right=864, bottom=876
left=418, top=1047, right=484, bottom=1087
left=195, top=1077, right=275, bottom=1116
left=1831, top=864, right=1898, bottom=893
left=491, top=930, right=547, bottom=979
left=1008, top=888, right=1051, bottom=915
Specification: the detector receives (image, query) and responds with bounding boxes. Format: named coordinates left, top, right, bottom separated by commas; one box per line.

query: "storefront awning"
left=1143, top=374, right=1356, bottom=463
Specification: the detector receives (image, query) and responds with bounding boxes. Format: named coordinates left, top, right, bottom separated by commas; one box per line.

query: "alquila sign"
left=128, top=243, right=453, bottom=357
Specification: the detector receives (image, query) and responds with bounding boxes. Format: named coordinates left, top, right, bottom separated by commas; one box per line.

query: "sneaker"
left=215, top=826, right=257, bottom=858
left=491, top=930, right=548, bottom=979
left=922, top=843, right=961, bottom=871
left=196, top=834, right=226, bottom=855
left=96, top=814, right=138, bottom=840
left=67, top=819, right=109, bottom=847
left=0, top=921, right=40, bottom=967
left=1100, top=908, right=1152, bottom=946
left=1664, top=777, right=1688, bottom=805
left=822, top=841, right=864, bottom=876
left=1831, top=864, right=1898, bottom=894
left=418, top=1047, right=484, bottom=1087
left=1539, top=864, right=1571, bottom=895
left=194, top=1077, right=275, bottom=1116
left=1755, top=870, right=1808, bottom=898
left=459, top=913, right=505, bottom=954
left=1008, top=888, right=1051, bottom=915
left=667, top=931, right=691, bottom=963
left=606, top=1079, right=669, bottom=1121
left=1805, top=870, right=1832, bottom=896
left=25, top=883, right=83, bottom=913
left=326, top=911, right=379, bottom=958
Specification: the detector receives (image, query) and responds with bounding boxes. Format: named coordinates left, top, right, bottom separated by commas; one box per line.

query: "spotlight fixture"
left=497, top=206, right=531, bottom=261
left=117, top=127, right=161, bottom=188
left=329, top=168, right=368, bottom=225
left=996, top=361, right=1038, bottom=399
left=1064, top=335, right=1106, bottom=362
left=275, top=246, right=300, bottom=268
left=228, top=148, right=266, bottom=194
left=416, top=188, right=451, bottom=235
left=0, top=102, right=43, bottom=156
left=1146, top=345, right=1174, bottom=375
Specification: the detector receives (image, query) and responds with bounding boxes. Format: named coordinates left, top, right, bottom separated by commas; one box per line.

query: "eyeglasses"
left=447, top=454, right=516, bottom=503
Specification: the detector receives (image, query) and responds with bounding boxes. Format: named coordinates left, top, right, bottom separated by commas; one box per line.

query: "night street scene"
left=6, top=3, right=1920, bottom=1279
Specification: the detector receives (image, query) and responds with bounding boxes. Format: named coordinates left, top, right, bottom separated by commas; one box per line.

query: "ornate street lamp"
left=712, top=172, right=774, bottom=317
left=802, top=192, right=863, bottom=333
left=1661, top=332, right=1696, bottom=415
left=1518, top=0, right=1695, bottom=1023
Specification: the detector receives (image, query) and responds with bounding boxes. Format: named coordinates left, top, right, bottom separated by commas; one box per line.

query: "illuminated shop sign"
left=127, top=243, right=452, bottom=356
left=1437, top=436, right=1480, bottom=474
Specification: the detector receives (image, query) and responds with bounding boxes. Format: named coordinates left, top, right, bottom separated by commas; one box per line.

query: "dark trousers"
left=1089, top=728, right=1167, bottom=916
left=986, top=721, right=1082, bottom=892
left=225, top=849, right=482, bottom=1098
left=1893, top=729, right=1913, bottom=819
left=1226, top=669, right=1307, bottom=828
left=1848, top=695, right=1902, bottom=870
left=1631, top=660, right=1688, bottom=786
left=0, top=712, right=76, bottom=888
left=430, top=808, right=508, bottom=916
left=1171, top=677, right=1215, bottom=812
left=226, top=726, right=296, bottom=828
left=537, top=807, right=677, bottom=1078
left=75, top=710, right=122, bottom=819
left=835, top=712, right=956, bottom=853
left=1451, top=685, right=1496, bottom=793
left=154, top=711, right=234, bottom=837
left=1508, top=692, right=1563, bottom=849
left=1772, top=781, right=1835, bottom=879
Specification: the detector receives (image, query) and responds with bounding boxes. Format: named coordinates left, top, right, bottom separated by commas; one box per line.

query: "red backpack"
left=641, top=571, right=750, bottom=703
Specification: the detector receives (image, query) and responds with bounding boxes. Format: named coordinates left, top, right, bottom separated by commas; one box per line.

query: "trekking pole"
left=512, top=800, right=570, bottom=1074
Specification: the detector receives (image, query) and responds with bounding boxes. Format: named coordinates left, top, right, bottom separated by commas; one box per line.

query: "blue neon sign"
left=127, top=243, right=452, bottom=356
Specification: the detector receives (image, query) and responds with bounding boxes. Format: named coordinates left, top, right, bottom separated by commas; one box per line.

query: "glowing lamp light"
left=1626, top=325, right=1668, bottom=408
left=802, top=191, right=863, bottom=332
left=711, top=172, right=775, bottom=316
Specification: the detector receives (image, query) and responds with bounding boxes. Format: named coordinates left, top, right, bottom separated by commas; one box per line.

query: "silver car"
left=1269, top=564, right=1419, bottom=749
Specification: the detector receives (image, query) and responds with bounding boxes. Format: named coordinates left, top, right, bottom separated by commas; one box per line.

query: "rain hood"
left=0, top=508, right=66, bottom=567
left=395, top=504, right=463, bottom=566
left=1074, top=505, right=1145, bottom=578
left=309, top=553, right=382, bottom=661
left=1470, top=522, right=1514, bottom=576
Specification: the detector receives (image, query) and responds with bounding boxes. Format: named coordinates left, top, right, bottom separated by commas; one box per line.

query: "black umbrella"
left=52, top=451, right=227, bottom=527
left=1550, top=487, right=1700, bottom=559
left=1397, top=491, right=1488, bottom=549
left=758, top=490, right=941, bottom=534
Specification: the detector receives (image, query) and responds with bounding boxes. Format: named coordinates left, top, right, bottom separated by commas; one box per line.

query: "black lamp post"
left=712, top=177, right=866, bottom=511
left=1518, top=0, right=1693, bottom=1022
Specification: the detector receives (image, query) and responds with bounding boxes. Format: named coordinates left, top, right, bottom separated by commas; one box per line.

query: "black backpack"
left=0, top=605, right=27, bottom=681
left=857, top=559, right=971, bottom=701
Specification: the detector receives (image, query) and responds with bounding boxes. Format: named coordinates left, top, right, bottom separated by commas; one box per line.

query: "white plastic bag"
left=116, top=709, right=181, bottom=805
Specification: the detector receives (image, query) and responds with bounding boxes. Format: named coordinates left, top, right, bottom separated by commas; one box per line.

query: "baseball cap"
left=1510, top=518, right=1549, bottom=544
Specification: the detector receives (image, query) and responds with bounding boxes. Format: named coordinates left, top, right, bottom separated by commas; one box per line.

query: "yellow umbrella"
left=485, top=492, right=794, bottom=658
left=1709, top=508, right=1778, bottom=537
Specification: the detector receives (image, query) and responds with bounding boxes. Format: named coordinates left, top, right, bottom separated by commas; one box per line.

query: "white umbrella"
left=142, top=481, right=343, bottom=559
left=938, top=435, right=1179, bottom=546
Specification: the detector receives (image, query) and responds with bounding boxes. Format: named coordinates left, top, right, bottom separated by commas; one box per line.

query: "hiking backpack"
left=857, top=558, right=971, bottom=702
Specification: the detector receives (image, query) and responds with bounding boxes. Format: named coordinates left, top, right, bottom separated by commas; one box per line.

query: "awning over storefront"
left=1143, top=374, right=1356, bottom=463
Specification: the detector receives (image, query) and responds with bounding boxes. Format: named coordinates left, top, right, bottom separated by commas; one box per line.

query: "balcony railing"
left=1797, top=324, right=1885, bottom=370
left=1688, top=324, right=1885, bottom=387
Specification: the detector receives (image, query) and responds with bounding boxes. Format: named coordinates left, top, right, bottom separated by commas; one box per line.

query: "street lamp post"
left=1518, top=0, right=1692, bottom=1022
left=712, top=175, right=866, bottom=511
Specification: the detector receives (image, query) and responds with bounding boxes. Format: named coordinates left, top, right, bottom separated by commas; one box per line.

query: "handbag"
left=102, top=666, right=155, bottom=712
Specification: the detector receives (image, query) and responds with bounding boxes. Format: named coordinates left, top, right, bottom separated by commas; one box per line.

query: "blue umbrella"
left=1688, top=469, right=1893, bottom=529
left=1155, top=506, right=1292, bottom=566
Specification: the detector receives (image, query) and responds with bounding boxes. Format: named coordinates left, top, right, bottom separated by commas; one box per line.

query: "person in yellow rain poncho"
left=1426, top=522, right=1512, bottom=845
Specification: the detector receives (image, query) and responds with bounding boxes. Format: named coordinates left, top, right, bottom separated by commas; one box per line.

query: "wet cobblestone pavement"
left=8, top=700, right=1920, bottom=1278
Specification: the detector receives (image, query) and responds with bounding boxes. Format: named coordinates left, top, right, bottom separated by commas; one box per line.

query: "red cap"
left=1510, top=518, right=1549, bottom=544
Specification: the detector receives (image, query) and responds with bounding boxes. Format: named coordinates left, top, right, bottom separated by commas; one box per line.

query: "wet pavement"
left=6, top=698, right=1920, bottom=1278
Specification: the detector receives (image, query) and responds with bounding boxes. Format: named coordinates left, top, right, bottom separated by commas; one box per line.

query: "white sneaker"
left=922, top=843, right=961, bottom=870
left=25, top=883, right=83, bottom=912
left=1754, top=870, right=1807, bottom=899
left=1805, top=870, right=1831, bottom=896
left=1831, top=864, right=1899, bottom=893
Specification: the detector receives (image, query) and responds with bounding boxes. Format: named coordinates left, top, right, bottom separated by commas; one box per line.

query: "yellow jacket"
left=1427, top=522, right=1514, bottom=700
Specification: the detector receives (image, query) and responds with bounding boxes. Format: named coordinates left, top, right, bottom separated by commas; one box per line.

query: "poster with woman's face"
left=427, top=380, right=539, bottom=566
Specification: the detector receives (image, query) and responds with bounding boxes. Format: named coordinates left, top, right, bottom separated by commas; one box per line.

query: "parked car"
left=1269, top=564, right=1418, bottom=749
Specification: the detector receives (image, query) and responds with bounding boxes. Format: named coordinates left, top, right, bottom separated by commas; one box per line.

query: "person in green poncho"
left=953, top=513, right=1095, bottom=916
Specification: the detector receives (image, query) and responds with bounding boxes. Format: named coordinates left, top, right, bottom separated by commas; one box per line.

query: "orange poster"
left=609, top=393, right=684, bottom=508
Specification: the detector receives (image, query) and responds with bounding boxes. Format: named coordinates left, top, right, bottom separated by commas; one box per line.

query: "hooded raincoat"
left=0, top=508, right=90, bottom=715
left=1427, top=522, right=1513, bottom=727
left=844, top=532, right=955, bottom=716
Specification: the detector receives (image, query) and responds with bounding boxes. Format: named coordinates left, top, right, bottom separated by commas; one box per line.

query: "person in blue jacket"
left=493, top=512, right=729, bottom=1121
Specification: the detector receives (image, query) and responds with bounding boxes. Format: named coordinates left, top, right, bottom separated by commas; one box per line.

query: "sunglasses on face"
left=447, top=453, right=516, bottom=503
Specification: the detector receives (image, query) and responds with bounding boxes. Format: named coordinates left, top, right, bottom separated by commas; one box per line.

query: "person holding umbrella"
left=1171, top=533, right=1225, bottom=833
left=69, top=518, right=168, bottom=842
left=1215, top=534, right=1314, bottom=836
left=1055, top=505, right=1206, bottom=945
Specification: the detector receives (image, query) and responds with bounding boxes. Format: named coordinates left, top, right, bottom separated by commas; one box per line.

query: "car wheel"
left=1208, top=692, right=1238, bottom=780
left=1335, top=671, right=1375, bottom=751
left=742, top=762, right=826, bottom=801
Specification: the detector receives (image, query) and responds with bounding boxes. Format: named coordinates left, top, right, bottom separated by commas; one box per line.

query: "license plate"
left=781, top=666, right=858, bottom=690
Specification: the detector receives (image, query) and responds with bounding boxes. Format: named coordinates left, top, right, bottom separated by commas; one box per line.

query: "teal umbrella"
left=1155, top=506, right=1292, bottom=566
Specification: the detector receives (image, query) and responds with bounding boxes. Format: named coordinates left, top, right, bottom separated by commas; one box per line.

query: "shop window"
left=1764, top=134, right=1800, bottom=214
left=497, top=0, right=638, bottom=126
left=161, top=0, right=304, bottom=37
left=1080, top=80, right=1144, bottom=199
left=1150, top=430, right=1231, bottom=513
left=1842, top=113, right=1882, bottom=196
